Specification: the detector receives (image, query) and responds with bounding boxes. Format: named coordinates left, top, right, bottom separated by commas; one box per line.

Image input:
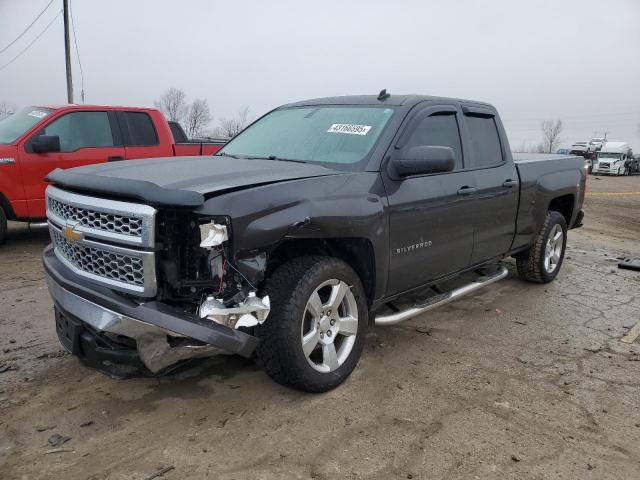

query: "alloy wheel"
left=300, top=279, right=358, bottom=373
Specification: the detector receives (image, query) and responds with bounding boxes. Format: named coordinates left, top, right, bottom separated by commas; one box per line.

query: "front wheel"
left=255, top=256, right=368, bottom=392
left=515, top=211, right=567, bottom=283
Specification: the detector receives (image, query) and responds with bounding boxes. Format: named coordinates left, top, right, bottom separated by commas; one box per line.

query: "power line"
left=0, top=10, right=62, bottom=72
left=0, top=0, right=55, bottom=55
left=69, top=0, right=84, bottom=102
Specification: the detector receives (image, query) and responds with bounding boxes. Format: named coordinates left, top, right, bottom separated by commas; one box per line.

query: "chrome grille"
left=48, top=196, right=144, bottom=237
left=51, top=229, right=145, bottom=287
left=46, top=186, right=157, bottom=297
left=46, top=186, right=156, bottom=247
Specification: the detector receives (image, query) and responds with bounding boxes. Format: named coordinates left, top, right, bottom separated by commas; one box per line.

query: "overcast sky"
left=1, top=0, right=639, bottom=150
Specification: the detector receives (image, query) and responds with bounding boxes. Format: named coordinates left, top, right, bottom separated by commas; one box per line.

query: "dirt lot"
left=1, top=175, right=639, bottom=480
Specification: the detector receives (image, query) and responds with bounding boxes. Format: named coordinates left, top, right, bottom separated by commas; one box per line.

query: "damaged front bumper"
left=43, top=246, right=260, bottom=376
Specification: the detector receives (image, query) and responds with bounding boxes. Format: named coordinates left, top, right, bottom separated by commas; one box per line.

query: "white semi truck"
left=593, top=142, right=634, bottom=175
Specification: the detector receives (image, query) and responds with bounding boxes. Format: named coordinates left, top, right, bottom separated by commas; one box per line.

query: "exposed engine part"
left=199, top=292, right=270, bottom=329
left=208, top=251, right=225, bottom=291
left=199, top=222, right=228, bottom=248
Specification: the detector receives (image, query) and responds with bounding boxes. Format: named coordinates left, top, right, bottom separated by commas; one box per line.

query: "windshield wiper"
left=218, top=153, right=307, bottom=164
left=216, top=152, right=244, bottom=159
left=264, top=155, right=307, bottom=164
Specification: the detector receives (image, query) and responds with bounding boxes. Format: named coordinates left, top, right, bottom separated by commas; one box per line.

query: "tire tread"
left=516, top=211, right=566, bottom=284
left=255, top=256, right=367, bottom=392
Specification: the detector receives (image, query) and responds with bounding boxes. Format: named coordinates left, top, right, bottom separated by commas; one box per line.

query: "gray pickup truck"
left=43, top=92, right=586, bottom=391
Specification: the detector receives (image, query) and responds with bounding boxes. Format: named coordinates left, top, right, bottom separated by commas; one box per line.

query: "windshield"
left=217, top=106, right=395, bottom=169
left=0, top=107, right=53, bottom=144
left=598, top=152, right=620, bottom=159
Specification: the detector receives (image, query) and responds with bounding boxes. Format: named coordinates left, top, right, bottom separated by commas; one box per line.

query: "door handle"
left=502, top=179, right=518, bottom=187
left=457, top=186, right=477, bottom=195
left=108, top=156, right=124, bottom=162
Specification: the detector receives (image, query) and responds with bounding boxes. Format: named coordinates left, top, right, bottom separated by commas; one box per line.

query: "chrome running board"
left=374, top=266, right=509, bottom=326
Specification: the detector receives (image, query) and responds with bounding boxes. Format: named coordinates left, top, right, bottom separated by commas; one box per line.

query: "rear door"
left=460, top=106, right=518, bottom=263
left=20, top=110, right=125, bottom=218
left=384, top=104, right=476, bottom=295
left=119, top=111, right=168, bottom=160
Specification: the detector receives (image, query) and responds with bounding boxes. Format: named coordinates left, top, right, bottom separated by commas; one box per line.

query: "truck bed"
left=173, top=141, right=225, bottom=156
left=513, top=153, right=583, bottom=164
left=511, top=152, right=586, bottom=252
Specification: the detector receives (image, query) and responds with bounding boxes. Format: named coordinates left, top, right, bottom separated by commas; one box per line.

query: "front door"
left=20, top=110, right=125, bottom=218
left=384, top=104, right=476, bottom=295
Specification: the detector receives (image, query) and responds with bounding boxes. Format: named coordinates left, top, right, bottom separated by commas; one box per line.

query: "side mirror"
left=31, top=135, right=61, bottom=154
left=391, top=146, right=455, bottom=177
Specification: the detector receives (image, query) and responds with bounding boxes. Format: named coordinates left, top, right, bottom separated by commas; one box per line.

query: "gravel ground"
left=1, top=174, right=639, bottom=480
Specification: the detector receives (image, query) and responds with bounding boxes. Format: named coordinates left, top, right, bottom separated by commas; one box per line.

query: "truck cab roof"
left=282, top=94, right=493, bottom=109
left=34, top=104, right=160, bottom=113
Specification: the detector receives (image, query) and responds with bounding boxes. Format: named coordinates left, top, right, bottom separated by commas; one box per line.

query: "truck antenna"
left=377, top=89, right=390, bottom=101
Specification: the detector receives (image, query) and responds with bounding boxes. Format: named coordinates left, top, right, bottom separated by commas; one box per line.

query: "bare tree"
left=213, top=106, right=251, bottom=139
left=0, top=100, right=16, bottom=116
left=185, top=98, right=212, bottom=138
left=540, top=119, right=563, bottom=153
left=154, top=87, right=188, bottom=124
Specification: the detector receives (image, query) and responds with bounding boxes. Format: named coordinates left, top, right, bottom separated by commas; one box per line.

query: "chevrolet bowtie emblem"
left=62, top=222, right=83, bottom=242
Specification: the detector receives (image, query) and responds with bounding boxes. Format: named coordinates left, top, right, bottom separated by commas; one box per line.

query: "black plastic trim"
left=46, top=168, right=205, bottom=207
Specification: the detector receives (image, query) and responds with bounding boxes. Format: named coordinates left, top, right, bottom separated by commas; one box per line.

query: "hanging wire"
left=0, top=10, right=62, bottom=72
left=69, top=0, right=85, bottom=102
left=0, top=0, right=55, bottom=55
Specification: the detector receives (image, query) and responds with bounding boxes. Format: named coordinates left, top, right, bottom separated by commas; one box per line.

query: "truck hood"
left=46, top=156, right=346, bottom=207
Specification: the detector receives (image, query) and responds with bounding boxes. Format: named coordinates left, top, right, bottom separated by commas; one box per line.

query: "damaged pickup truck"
left=42, top=92, right=586, bottom=392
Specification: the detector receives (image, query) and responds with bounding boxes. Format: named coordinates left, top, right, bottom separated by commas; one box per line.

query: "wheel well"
left=266, top=238, right=376, bottom=305
left=548, top=194, right=574, bottom=225
left=0, top=192, right=15, bottom=220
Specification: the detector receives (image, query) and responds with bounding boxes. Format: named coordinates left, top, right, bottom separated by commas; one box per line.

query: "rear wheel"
left=0, top=206, right=7, bottom=245
left=516, top=211, right=567, bottom=283
left=255, top=256, right=368, bottom=392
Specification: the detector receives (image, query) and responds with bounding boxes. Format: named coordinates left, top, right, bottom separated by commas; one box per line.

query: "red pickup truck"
left=0, top=105, right=224, bottom=243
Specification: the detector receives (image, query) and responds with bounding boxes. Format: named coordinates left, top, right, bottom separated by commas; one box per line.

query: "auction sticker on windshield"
left=28, top=110, right=49, bottom=119
left=327, top=124, right=372, bottom=135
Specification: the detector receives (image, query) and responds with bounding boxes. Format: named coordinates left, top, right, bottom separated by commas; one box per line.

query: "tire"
left=516, top=211, right=567, bottom=284
left=255, top=256, right=368, bottom=392
left=0, top=206, right=7, bottom=245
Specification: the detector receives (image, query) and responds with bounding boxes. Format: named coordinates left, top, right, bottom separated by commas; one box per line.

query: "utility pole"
left=63, top=0, right=73, bottom=104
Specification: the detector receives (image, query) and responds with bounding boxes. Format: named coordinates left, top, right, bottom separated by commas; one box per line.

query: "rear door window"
left=403, top=113, right=464, bottom=170
left=464, top=114, right=503, bottom=168
left=122, top=112, right=158, bottom=146
left=42, top=111, right=113, bottom=152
